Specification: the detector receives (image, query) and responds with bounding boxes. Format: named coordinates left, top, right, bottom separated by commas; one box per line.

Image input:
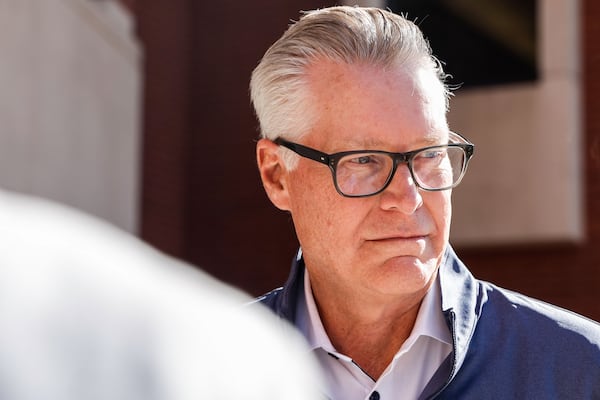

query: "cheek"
left=437, top=192, right=453, bottom=238
left=287, top=167, right=361, bottom=246
left=424, top=190, right=452, bottom=236
left=287, top=168, right=334, bottom=227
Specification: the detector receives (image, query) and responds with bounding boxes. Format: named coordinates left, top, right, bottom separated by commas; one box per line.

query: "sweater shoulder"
left=479, top=280, right=600, bottom=344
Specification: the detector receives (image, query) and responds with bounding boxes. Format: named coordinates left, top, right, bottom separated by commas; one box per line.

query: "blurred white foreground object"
left=0, top=189, right=321, bottom=400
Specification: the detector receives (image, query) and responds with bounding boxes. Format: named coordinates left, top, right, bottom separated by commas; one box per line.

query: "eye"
left=338, top=153, right=388, bottom=172
left=351, top=155, right=374, bottom=164
left=420, top=149, right=445, bottom=159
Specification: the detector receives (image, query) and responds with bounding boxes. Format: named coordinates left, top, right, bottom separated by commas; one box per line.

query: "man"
left=0, top=189, right=320, bottom=400
left=250, top=6, right=600, bottom=400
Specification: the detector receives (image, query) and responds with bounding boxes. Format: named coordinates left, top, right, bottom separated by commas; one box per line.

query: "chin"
left=377, top=256, right=437, bottom=288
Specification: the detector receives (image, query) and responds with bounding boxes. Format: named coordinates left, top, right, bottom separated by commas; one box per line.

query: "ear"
left=256, top=138, right=291, bottom=211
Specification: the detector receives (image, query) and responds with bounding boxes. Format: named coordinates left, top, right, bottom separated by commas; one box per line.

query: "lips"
left=366, top=234, right=427, bottom=242
left=362, top=235, right=428, bottom=260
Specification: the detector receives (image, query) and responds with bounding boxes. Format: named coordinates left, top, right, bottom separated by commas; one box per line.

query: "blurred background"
left=2, top=0, right=599, bottom=320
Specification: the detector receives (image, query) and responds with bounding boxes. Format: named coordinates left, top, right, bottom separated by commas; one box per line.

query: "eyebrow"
left=340, top=134, right=446, bottom=150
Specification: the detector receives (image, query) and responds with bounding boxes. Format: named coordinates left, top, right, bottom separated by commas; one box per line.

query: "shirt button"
left=369, top=391, right=380, bottom=400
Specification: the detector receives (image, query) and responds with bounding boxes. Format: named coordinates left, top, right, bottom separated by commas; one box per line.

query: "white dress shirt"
left=296, top=270, right=452, bottom=400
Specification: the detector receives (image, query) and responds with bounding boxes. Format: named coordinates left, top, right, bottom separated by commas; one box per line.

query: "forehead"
left=303, top=60, right=448, bottom=149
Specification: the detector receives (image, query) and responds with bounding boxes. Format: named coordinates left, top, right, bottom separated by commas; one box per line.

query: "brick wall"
left=136, top=0, right=335, bottom=295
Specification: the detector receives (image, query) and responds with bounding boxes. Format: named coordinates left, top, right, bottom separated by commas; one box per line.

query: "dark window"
left=387, top=0, right=538, bottom=89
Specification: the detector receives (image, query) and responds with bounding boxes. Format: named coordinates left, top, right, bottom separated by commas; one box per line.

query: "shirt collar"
left=296, top=269, right=337, bottom=352
left=410, top=271, right=453, bottom=346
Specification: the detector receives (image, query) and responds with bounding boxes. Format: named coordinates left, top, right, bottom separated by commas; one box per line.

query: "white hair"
left=250, top=6, right=450, bottom=168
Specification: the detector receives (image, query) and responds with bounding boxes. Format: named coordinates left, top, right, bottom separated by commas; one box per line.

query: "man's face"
left=260, top=60, right=452, bottom=305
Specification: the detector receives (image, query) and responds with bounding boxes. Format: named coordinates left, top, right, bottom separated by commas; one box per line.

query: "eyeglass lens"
left=335, top=146, right=466, bottom=196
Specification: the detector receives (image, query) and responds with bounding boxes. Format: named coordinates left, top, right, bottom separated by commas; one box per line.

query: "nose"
left=378, top=163, right=423, bottom=214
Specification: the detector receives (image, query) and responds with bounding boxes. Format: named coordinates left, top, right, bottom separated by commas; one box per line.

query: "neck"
left=310, top=280, right=427, bottom=380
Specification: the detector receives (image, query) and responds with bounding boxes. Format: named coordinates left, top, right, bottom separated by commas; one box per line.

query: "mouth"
left=363, top=235, right=429, bottom=260
left=367, top=234, right=427, bottom=242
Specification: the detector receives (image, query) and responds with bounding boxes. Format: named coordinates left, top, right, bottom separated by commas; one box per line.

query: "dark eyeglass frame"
left=274, top=132, right=475, bottom=198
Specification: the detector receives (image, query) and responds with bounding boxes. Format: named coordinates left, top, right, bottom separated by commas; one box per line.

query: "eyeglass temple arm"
left=274, top=138, right=331, bottom=165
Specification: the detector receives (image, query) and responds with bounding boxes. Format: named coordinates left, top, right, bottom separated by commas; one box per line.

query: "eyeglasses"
left=274, top=132, right=474, bottom=198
